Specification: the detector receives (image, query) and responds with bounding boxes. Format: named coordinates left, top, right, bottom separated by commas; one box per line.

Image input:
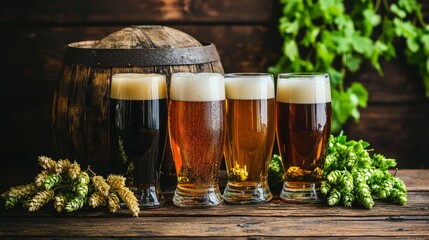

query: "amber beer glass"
left=223, top=73, right=275, bottom=203
left=276, top=73, right=331, bottom=202
left=110, top=73, right=167, bottom=208
left=169, top=72, right=226, bottom=207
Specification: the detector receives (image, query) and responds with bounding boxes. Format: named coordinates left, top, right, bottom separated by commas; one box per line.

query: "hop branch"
left=321, top=133, right=407, bottom=209
left=1, top=156, right=140, bottom=217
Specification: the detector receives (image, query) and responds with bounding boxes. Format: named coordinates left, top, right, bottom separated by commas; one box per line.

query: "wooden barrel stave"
left=53, top=26, right=224, bottom=175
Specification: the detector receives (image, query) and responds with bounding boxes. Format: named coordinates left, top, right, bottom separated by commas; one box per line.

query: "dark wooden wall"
left=0, top=0, right=427, bottom=169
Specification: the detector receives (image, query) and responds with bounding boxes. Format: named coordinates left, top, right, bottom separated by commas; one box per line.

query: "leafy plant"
left=269, top=0, right=429, bottom=132
left=1, top=156, right=140, bottom=217
left=322, top=132, right=407, bottom=209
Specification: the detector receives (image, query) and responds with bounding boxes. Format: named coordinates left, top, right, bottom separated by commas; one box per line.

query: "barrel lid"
left=94, top=26, right=202, bottom=49
left=63, top=41, right=221, bottom=67
left=63, top=26, right=221, bottom=66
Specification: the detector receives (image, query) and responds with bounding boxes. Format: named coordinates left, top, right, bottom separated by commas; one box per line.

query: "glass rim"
left=278, top=72, right=328, bottom=78
left=224, top=73, right=273, bottom=78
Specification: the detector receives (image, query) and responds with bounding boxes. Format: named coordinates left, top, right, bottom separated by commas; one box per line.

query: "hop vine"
left=321, top=132, right=407, bottom=209
left=270, top=0, right=429, bottom=132
left=269, top=132, right=408, bottom=209
left=1, top=156, right=140, bottom=217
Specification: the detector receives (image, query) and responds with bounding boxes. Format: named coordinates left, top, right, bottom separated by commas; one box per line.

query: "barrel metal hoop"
left=63, top=41, right=221, bottom=67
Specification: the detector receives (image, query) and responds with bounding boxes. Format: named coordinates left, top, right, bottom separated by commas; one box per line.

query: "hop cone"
left=327, top=188, right=341, bottom=206
left=89, top=191, right=107, bottom=208
left=118, top=187, right=139, bottom=217
left=54, top=194, right=67, bottom=213
left=92, top=176, right=110, bottom=197
left=77, top=172, right=90, bottom=185
left=56, top=159, right=71, bottom=174
left=43, top=174, right=62, bottom=190
left=65, top=195, right=86, bottom=212
left=4, top=197, right=18, bottom=209
left=107, top=175, right=126, bottom=189
left=108, top=193, right=121, bottom=213
left=38, top=156, right=57, bottom=171
left=327, top=170, right=343, bottom=184
left=28, top=189, right=54, bottom=212
left=68, top=161, right=81, bottom=180
left=35, top=170, right=49, bottom=187
left=321, top=181, right=331, bottom=195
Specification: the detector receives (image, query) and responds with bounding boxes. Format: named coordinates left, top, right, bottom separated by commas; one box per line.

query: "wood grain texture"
left=0, top=0, right=428, bottom=170
left=0, top=216, right=427, bottom=238
left=0, top=0, right=278, bottom=24
left=0, top=191, right=427, bottom=218
left=0, top=25, right=279, bottom=104
left=0, top=104, right=56, bottom=168
left=0, top=170, right=427, bottom=238
left=52, top=26, right=224, bottom=171
left=345, top=105, right=429, bottom=169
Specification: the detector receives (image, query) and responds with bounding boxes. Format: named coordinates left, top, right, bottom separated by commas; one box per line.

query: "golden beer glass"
left=169, top=72, right=226, bottom=207
left=110, top=73, right=167, bottom=208
left=276, top=73, right=332, bottom=203
left=223, top=73, right=275, bottom=203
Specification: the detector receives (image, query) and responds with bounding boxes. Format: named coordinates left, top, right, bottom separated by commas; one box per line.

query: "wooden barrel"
left=52, top=25, right=224, bottom=175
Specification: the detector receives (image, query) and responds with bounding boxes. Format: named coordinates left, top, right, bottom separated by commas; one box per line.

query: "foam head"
left=224, top=73, right=275, bottom=100
left=276, top=73, right=331, bottom=103
left=110, top=73, right=167, bottom=100
left=170, top=73, right=225, bottom=101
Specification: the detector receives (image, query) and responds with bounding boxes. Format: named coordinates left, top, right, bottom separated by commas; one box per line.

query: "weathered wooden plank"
left=0, top=215, right=427, bottom=238
left=1, top=238, right=425, bottom=240
left=396, top=170, right=429, bottom=192
left=0, top=238, right=425, bottom=240
left=0, top=0, right=278, bottom=24
left=3, top=25, right=427, bottom=104
left=1, top=0, right=428, bottom=25
left=0, top=191, right=427, bottom=218
left=345, top=105, right=429, bottom=169
left=0, top=104, right=56, bottom=169
left=2, top=26, right=428, bottom=105
left=0, top=25, right=281, bottom=104
left=349, top=59, right=427, bottom=103
left=84, top=67, right=111, bottom=170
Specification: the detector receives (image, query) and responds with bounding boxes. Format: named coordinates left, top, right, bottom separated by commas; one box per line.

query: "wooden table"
left=0, top=169, right=428, bottom=239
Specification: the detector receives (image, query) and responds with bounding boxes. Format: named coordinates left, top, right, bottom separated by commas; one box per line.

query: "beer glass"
left=223, top=73, right=275, bottom=204
left=276, top=73, right=331, bottom=203
left=110, top=73, right=167, bottom=208
left=169, top=72, right=226, bottom=208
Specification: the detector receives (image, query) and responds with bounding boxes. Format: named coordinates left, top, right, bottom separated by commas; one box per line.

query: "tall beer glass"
left=223, top=73, right=275, bottom=203
left=276, top=73, right=331, bottom=203
left=110, top=73, right=167, bottom=208
left=169, top=72, right=226, bottom=208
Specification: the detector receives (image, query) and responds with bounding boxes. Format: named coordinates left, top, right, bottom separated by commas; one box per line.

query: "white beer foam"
left=225, top=74, right=275, bottom=100
left=110, top=73, right=167, bottom=100
left=170, top=72, right=225, bottom=101
left=276, top=75, right=331, bottom=103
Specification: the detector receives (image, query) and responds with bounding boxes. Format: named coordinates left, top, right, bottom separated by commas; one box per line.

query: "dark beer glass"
left=169, top=72, right=226, bottom=208
left=110, top=73, right=167, bottom=208
left=223, top=73, right=275, bottom=203
left=276, top=73, right=331, bottom=203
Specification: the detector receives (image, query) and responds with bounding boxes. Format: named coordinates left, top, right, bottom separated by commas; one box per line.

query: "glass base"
left=280, top=181, right=322, bottom=203
left=223, top=181, right=272, bottom=204
left=173, top=183, right=223, bottom=208
left=128, top=184, right=165, bottom=208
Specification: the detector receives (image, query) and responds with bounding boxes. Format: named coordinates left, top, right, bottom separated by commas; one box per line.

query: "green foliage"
left=270, top=0, right=429, bottom=132
left=267, top=154, right=285, bottom=193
